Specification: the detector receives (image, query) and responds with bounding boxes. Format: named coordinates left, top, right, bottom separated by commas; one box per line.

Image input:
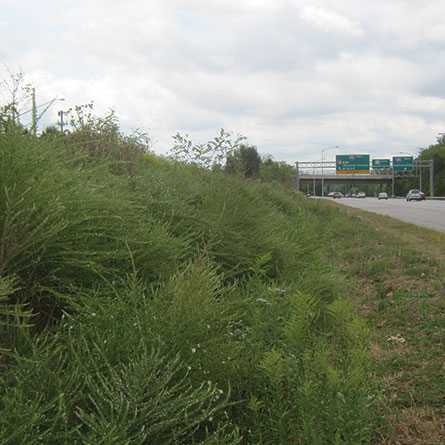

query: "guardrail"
left=391, top=196, right=445, bottom=200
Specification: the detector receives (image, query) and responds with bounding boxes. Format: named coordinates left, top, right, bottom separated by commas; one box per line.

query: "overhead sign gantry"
left=295, top=154, right=434, bottom=197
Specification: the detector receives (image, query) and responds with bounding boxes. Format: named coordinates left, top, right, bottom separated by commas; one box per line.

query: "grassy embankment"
left=324, top=200, right=444, bottom=444
left=0, top=124, right=442, bottom=443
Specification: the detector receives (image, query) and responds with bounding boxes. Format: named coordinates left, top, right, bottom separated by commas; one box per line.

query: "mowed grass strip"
left=327, top=201, right=445, bottom=444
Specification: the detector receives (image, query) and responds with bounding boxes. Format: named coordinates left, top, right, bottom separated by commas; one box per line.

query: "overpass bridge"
left=295, top=160, right=434, bottom=197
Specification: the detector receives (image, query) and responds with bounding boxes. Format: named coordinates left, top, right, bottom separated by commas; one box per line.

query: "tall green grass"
left=0, top=125, right=382, bottom=443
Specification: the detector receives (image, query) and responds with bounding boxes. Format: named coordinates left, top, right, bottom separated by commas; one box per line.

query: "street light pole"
left=321, top=145, right=338, bottom=197
left=31, top=88, right=37, bottom=135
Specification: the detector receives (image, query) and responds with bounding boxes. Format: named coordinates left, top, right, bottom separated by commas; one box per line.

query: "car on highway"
left=357, top=192, right=366, bottom=198
left=406, top=189, right=423, bottom=201
left=328, top=192, right=343, bottom=198
left=378, top=192, right=388, bottom=200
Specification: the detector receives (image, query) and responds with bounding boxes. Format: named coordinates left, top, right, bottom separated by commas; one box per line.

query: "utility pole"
left=58, top=110, right=66, bottom=133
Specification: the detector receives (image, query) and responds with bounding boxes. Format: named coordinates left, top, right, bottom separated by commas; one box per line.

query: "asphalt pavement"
left=323, top=197, right=445, bottom=233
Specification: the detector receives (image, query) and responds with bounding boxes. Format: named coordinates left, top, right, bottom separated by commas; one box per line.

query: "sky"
left=1, top=0, right=445, bottom=163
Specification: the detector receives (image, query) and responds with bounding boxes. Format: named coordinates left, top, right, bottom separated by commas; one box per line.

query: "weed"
left=327, top=201, right=445, bottom=444
left=0, top=121, right=386, bottom=443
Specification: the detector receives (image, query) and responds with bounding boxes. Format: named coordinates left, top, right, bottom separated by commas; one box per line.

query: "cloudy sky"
left=1, top=0, right=445, bottom=163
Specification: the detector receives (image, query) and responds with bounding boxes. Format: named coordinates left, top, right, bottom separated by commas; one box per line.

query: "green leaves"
left=169, top=128, right=247, bottom=168
left=0, top=119, right=381, bottom=443
left=75, top=349, right=230, bottom=444
left=0, top=185, right=66, bottom=275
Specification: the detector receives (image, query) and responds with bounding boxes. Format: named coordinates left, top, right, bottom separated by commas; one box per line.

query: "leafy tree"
left=226, top=144, right=261, bottom=178
left=0, top=68, right=32, bottom=125
left=0, top=69, right=31, bottom=133
left=419, top=137, right=445, bottom=196
left=169, top=128, right=246, bottom=169
left=57, top=104, right=151, bottom=176
left=260, top=156, right=296, bottom=188
left=39, top=125, right=62, bottom=140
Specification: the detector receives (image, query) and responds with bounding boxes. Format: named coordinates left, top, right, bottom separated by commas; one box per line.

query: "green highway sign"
left=372, top=159, right=391, bottom=169
left=336, top=154, right=370, bottom=174
left=392, top=156, right=413, bottom=171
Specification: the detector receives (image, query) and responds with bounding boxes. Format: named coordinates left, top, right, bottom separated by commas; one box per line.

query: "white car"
left=406, top=190, right=422, bottom=201
left=357, top=192, right=366, bottom=198
left=378, top=192, right=388, bottom=200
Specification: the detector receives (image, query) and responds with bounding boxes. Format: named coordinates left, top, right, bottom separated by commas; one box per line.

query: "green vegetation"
left=418, top=136, right=445, bottom=196
left=0, top=108, right=385, bottom=443
left=387, top=137, right=445, bottom=197
left=1, top=77, right=443, bottom=443
left=327, top=201, right=445, bottom=444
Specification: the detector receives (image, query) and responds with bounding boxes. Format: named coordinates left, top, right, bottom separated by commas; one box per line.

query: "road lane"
left=325, top=197, right=445, bottom=233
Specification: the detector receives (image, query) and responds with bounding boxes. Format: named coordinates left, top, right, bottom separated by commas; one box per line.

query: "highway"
left=324, top=197, right=445, bottom=233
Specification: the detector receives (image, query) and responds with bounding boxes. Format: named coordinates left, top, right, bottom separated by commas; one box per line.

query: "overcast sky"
left=1, top=0, right=445, bottom=163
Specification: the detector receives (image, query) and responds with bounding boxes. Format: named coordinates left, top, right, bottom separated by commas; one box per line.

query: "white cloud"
left=1, top=0, right=444, bottom=163
left=299, top=5, right=363, bottom=36
left=424, top=23, right=445, bottom=44
left=398, top=94, right=445, bottom=115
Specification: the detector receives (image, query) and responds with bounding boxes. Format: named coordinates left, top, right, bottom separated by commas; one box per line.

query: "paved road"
left=325, top=197, right=445, bottom=233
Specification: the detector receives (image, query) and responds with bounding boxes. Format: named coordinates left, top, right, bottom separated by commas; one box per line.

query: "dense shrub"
left=0, top=123, right=382, bottom=443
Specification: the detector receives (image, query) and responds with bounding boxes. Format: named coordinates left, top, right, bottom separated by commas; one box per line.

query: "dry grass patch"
left=382, top=406, right=445, bottom=445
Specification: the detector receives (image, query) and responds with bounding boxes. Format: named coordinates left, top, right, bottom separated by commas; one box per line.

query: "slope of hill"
left=0, top=125, right=405, bottom=443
